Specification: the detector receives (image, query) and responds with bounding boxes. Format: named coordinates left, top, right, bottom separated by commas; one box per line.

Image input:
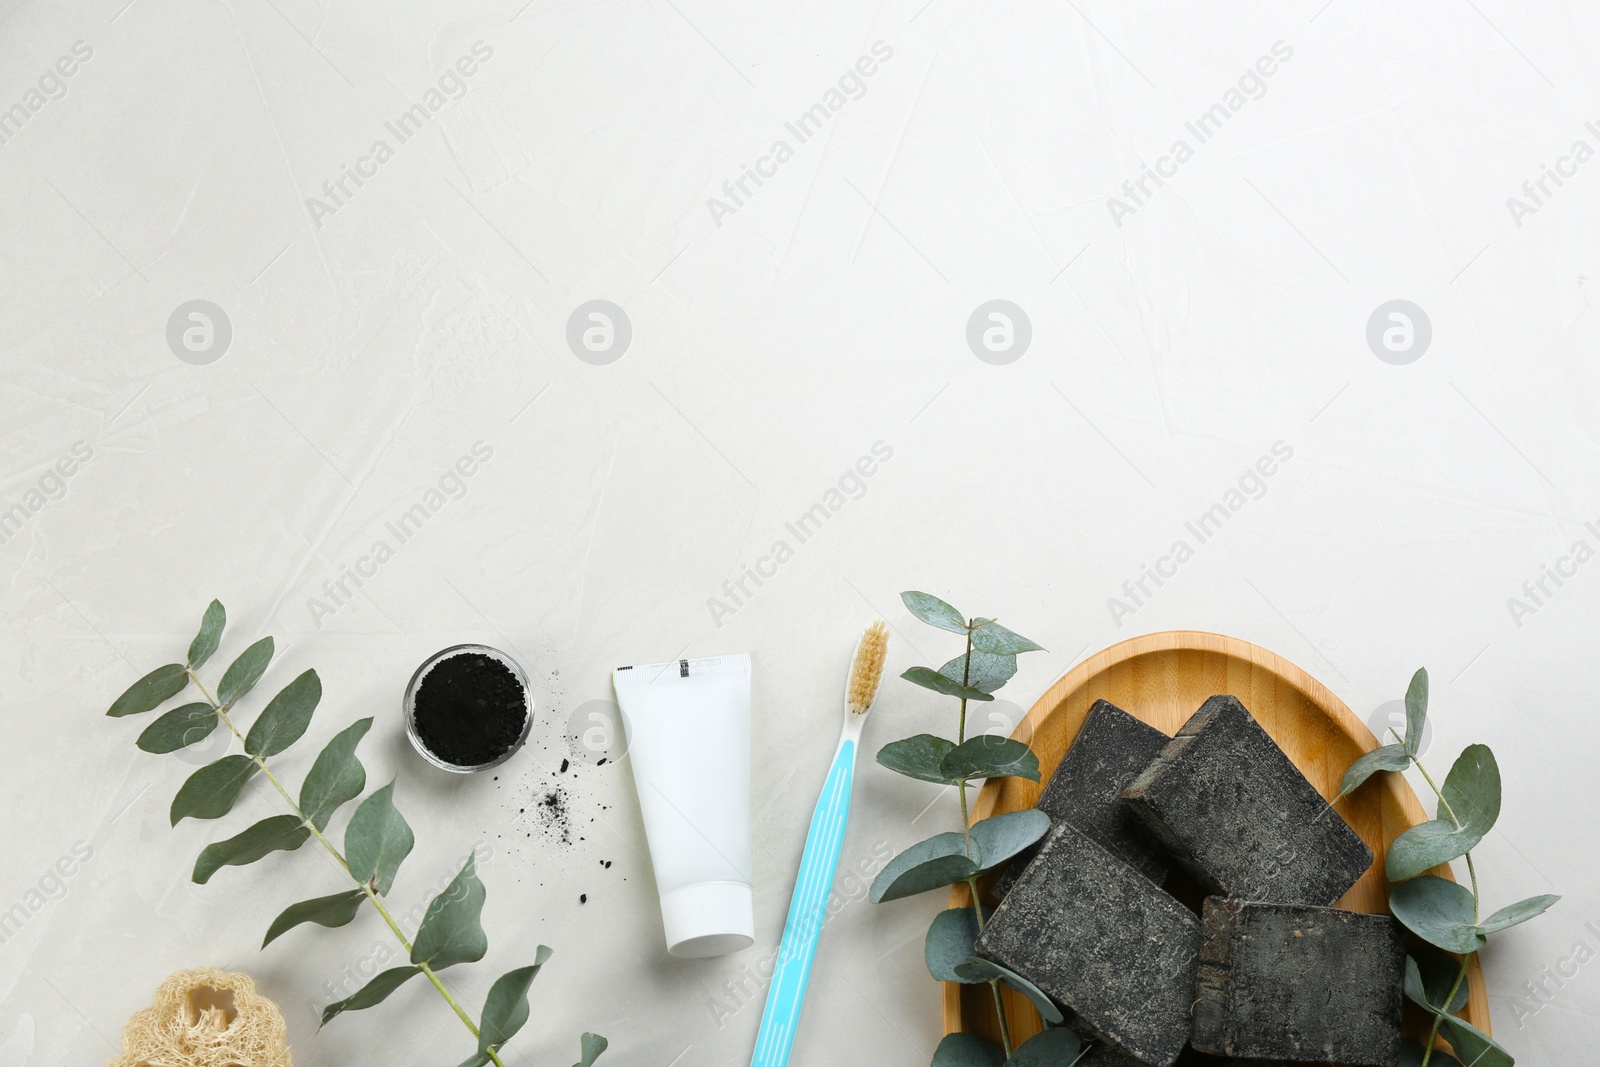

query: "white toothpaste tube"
left=612, top=652, right=754, bottom=958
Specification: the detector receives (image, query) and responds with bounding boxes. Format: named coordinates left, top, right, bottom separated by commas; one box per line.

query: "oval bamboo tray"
left=944, top=630, right=1491, bottom=1052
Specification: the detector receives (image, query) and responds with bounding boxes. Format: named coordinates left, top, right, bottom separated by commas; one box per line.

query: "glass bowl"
left=403, top=643, right=534, bottom=773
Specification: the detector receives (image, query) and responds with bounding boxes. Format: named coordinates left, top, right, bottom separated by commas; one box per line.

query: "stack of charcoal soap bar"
left=975, top=694, right=1403, bottom=1067
left=993, top=699, right=1170, bottom=897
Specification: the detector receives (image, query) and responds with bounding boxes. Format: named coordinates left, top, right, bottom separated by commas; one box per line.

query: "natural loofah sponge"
left=108, top=968, right=293, bottom=1067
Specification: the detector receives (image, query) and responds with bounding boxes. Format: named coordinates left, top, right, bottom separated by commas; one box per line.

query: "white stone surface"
left=0, top=1, right=1594, bottom=1064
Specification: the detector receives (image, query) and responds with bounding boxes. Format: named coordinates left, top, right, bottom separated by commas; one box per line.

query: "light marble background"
left=0, top=0, right=1595, bottom=1064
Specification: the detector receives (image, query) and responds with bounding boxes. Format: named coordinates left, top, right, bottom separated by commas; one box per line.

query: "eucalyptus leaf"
left=299, top=718, right=372, bottom=831
left=1437, top=1014, right=1513, bottom=1067
left=455, top=1054, right=491, bottom=1067
left=1479, top=893, right=1560, bottom=935
left=877, top=734, right=957, bottom=784
left=1390, top=876, right=1485, bottom=954
left=411, top=856, right=489, bottom=970
left=901, top=591, right=969, bottom=634
left=478, top=948, right=552, bottom=1054
left=1404, top=667, right=1429, bottom=757
left=1399, top=1037, right=1464, bottom=1067
left=1440, top=744, right=1501, bottom=838
left=107, top=663, right=189, bottom=717
left=1402, top=956, right=1430, bottom=1011
left=170, top=754, right=258, bottom=825
left=217, top=636, right=274, bottom=708
left=193, top=814, right=310, bottom=884
left=1408, top=946, right=1470, bottom=1015
left=1004, top=1029, right=1082, bottom=1066
left=870, top=832, right=981, bottom=903
left=952, top=957, right=1065, bottom=1024
left=969, top=621, right=1044, bottom=655
left=931, top=1032, right=1006, bottom=1067
left=573, top=1033, right=608, bottom=1067
left=1339, top=743, right=1411, bottom=798
left=136, top=702, right=219, bottom=754
left=902, top=666, right=994, bottom=702
left=346, top=779, right=415, bottom=896
left=939, top=650, right=1017, bottom=694
left=941, top=737, right=1040, bottom=783
left=926, top=907, right=986, bottom=983
left=1408, top=953, right=1459, bottom=1023
left=263, top=888, right=368, bottom=947
left=969, top=810, right=1051, bottom=872
left=1386, top=818, right=1482, bottom=882
left=1389, top=745, right=1502, bottom=881
left=1408, top=959, right=1459, bottom=1017
left=244, top=669, right=321, bottom=757
left=188, top=600, right=226, bottom=670
left=320, top=965, right=422, bottom=1027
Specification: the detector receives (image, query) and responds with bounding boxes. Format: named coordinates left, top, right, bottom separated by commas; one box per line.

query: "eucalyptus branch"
left=870, top=591, right=1051, bottom=1066
left=956, top=625, right=1014, bottom=1058
left=1343, top=668, right=1557, bottom=1067
left=188, top=669, right=506, bottom=1066
left=1381, top=727, right=1476, bottom=1067
left=105, top=600, right=607, bottom=1067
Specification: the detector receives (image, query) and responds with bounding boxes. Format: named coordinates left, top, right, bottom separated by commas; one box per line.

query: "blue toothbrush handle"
left=749, top=738, right=857, bottom=1067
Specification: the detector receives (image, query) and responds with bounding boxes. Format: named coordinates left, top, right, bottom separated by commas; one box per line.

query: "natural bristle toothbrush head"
left=847, top=620, right=889, bottom=715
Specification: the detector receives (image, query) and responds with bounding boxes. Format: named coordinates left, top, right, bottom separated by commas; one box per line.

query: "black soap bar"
left=1121, top=695, right=1372, bottom=905
left=1192, top=897, right=1404, bottom=1066
left=1080, top=1042, right=1285, bottom=1067
left=1077, top=1042, right=1146, bottom=1066
left=1179, top=1052, right=1287, bottom=1067
left=974, top=824, right=1200, bottom=1067
left=993, top=700, right=1170, bottom=899
left=1037, top=699, right=1171, bottom=880
left=1081, top=1043, right=1286, bottom=1066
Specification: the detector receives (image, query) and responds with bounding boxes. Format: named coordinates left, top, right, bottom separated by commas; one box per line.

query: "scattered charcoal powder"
left=531, top=785, right=572, bottom=845
left=412, top=652, right=528, bottom=767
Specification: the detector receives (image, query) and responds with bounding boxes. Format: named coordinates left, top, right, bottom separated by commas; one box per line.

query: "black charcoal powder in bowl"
left=405, top=645, right=532, bottom=772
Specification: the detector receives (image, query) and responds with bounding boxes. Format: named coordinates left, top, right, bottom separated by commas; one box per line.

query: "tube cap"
left=659, top=882, right=754, bottom=958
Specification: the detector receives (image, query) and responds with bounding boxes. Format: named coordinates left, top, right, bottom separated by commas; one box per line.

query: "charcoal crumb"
left=560, top=758, right=570, bottom=773
left=579, top=894, right=587, bottom=904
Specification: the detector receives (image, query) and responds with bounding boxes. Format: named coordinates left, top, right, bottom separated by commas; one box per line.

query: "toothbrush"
left=749, top=620, right=889, bottom=1067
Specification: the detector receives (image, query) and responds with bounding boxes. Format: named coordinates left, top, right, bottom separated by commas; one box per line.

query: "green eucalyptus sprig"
left=869, top=591, right=1075, bottom=1066
left=1340, top=667, right=1558, bottom=1067
left=105, top=600, right=608, bottom=1067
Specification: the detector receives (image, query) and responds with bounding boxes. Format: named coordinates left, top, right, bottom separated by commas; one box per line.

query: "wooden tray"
left=945, top=630, right=1491, bottom=1050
